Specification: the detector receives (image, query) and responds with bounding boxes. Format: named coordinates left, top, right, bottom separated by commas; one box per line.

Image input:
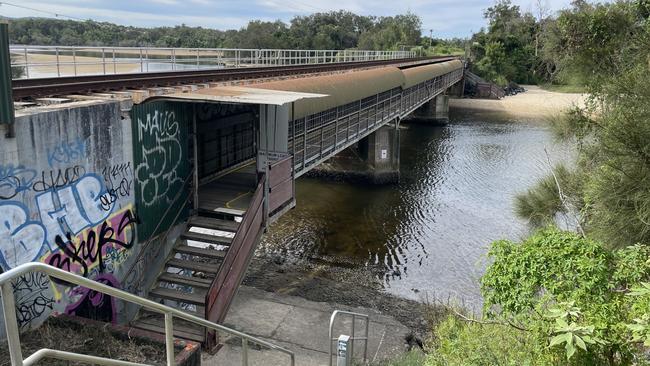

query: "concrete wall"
left=0, top=100, right=179, bottom=337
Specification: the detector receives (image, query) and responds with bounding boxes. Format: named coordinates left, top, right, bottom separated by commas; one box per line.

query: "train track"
left=11, top=56, right=457, bottom=101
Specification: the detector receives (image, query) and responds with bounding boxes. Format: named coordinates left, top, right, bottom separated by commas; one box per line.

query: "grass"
left=540, top=83, right=587, bottom=93
left=366, top=349, right=427, bottom=365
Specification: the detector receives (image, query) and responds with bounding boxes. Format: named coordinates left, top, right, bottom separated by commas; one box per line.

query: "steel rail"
left=11, top=56, right=457, bottom=100
left=0, top=262, right=295, bottom=366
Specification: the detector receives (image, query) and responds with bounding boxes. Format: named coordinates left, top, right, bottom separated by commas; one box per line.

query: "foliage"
left=514, top=164, right=584, bottom=228
left=5, top=11, right=423, bottom=51
left=541, top=1, right=644, bottom=88
left=515, top=1, right=650, bottom=248
left=468, top=0, right=539, bottom=85
left=547, top=302, right=604, bottom=360
left=425, top=315, right=556, bottom=366
left=480, top=228, right=650, bottom=364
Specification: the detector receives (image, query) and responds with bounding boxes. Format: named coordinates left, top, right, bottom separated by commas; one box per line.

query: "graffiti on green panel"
left=131, top=101, right=190, bottom=241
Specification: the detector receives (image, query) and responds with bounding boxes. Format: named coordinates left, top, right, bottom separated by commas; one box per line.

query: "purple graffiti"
left=65, top=274, right=119, bottom=323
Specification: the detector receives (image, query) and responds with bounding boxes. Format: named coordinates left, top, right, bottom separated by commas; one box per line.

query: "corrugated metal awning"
left=143, top=86, right=327, bottom=106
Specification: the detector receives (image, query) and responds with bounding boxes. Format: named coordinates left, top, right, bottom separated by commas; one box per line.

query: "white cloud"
left=0, top=1, right=262, bottom=29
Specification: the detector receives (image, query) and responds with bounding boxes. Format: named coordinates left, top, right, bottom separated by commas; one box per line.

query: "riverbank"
left=240, top=85, right=582, bottom=351
left=243, top=256, right=439, bottom=339
left=450, top=85, right=586, bottom=119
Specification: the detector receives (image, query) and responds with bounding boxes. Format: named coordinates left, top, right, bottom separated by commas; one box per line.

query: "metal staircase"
left=130, top=209, right=246, bottom=344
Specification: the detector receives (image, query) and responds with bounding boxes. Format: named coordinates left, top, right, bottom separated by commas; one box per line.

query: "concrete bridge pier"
left=410, top=94, right=449, bottom=123
left=358, top=123, right=400, bottom=184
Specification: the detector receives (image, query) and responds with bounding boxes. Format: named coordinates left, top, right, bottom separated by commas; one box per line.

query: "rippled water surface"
left=260, top=107, right=574, bottom=309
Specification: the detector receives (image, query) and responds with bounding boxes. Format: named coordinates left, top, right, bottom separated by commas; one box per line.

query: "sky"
left=0, top=0, right=576, bottom=39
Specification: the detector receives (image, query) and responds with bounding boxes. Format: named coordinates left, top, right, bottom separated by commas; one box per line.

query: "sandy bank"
left=450, top=85, right=586, bottom=119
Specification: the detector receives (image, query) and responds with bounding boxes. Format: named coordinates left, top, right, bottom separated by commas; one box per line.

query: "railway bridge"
left=0, top=38, right=464, bottom=349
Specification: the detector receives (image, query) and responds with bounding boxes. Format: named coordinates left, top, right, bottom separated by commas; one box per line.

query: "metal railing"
left=8, top=45, right=417, bottom=79
left=0, top=262, right=295, bottom=366
left=289, top=67, right=465, bottom=177
left=328, top=310, right=369, bottom=366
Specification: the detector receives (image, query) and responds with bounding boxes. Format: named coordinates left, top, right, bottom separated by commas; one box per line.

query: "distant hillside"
left=5, top=12, right=425, bottom=50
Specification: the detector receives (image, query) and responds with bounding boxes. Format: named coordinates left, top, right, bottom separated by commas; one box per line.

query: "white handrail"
left=8, top=45, right=417, bottom=79
left=0, top=262, right=295, bottom=366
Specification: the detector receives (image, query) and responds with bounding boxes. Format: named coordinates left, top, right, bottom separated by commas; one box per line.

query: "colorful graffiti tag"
left=0, top=152, right=138, bottom=327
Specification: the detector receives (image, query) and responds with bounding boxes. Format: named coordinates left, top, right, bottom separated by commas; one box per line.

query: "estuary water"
left=259, top=105, right=575, bottom=310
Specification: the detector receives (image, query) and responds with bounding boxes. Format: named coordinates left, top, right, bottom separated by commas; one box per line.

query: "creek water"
left=259, top=106, right=574, bottom=310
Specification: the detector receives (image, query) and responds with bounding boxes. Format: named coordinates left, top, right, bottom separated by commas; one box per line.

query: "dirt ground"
left=0, top=317, right=167, bottom=366
left=243, top=255, right=447, bottom=342
left=450, top=85, right=586, bottom=119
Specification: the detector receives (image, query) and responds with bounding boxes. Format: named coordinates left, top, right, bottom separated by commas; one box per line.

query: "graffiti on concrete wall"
left=46, top=138, right=86, bottom=168
left=0, top=164, right=37, bottom=200
left=0, top=173, right=116, bottom=269
left=135, top=109, right=183, bottom=208
left=64, top=274, right=119, bottom=323
left=13, top=272, right=55, bottom=329
left=0, top=130, right=140, bottom=329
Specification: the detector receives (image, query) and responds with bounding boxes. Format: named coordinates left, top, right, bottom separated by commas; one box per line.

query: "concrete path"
left=201, top=286, right=411, bottom=366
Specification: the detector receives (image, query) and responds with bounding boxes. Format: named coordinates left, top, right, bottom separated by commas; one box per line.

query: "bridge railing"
left=8, top=45, right=417, bottom=79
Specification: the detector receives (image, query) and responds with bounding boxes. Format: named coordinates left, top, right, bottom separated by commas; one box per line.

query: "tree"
left=469, top=0, right=539, bottom=85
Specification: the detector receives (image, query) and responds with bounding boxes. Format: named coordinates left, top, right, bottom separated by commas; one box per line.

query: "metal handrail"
left=9, top=45, right=416, bottom=79
left=328, top=310, right=369, bottom=366
left=0, top=262, right=296, bottom=366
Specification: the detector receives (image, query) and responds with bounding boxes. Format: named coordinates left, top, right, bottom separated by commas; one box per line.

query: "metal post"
left=102, top=48, right=106, bottom=75
left=164, top=312, right=174, bottom=366
left=363, top=316, right=369, bottom=361
left=1, top=281, right=24, bottom=365
left=72, top=48, right=77, bottom=76
left=112, top=48, right=116, bottom=74
left=196, top=48, right=200, bottom=69
left=55, top=47, right=60, bottom=76
left=1, top=22, right=16, bottom=137
left=139, top=48, right=143, bottom=73
left=23, top=46, right=29, bottom=78
left=263, top=105, right=270, bottom=226
left=192, top=105, right=199, bottom=211
left=146, top=48, right=149, bottom=72
left=172, top=48, right=176, bottom=70
left=350, top=314, right=355, bottom=361
left=242, top=338, right=249, bottom=366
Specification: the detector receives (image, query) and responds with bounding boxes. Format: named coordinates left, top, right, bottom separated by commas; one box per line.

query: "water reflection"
left=259, top=107, right=574, bottom=309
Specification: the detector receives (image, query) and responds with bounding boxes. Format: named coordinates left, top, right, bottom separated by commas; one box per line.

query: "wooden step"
left=181, top=231, right=233, bottom=245
left=138, top=311, right=205, bottom=337
left=198, top=207, right=245, bottom=219
left=166, top=259, right=220, bottom=274
left=214, top=207, right=246, bottom=217
left=149, top=287, right=205, bottom=306
left=130, top=319, right=204, bottom=343
left=158, top=272, right=213, bottom=289
left=188, top=216, right=240, bottom=232
left=174, top=245, right=227, bottom=260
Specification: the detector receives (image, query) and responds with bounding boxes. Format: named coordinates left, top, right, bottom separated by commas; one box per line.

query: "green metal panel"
left=131, top=101, right=191, bottom=242
left=0, top=22, right=15, bottom=130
